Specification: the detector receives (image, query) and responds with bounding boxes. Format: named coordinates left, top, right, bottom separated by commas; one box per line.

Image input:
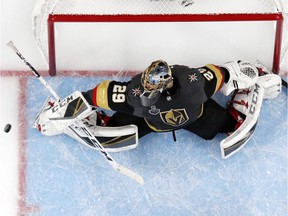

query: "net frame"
left=33, top=0, right=284, bottom=76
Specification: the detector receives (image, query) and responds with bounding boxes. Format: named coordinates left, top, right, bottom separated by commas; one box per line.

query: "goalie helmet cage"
left=33, top=0, right=284, bottom=76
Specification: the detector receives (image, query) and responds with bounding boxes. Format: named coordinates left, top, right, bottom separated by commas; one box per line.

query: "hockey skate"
left=255, top=60, right=282, bottom=99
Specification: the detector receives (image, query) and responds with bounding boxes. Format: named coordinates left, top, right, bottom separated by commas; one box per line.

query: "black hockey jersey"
left=86, top=64, right=224, bottom=132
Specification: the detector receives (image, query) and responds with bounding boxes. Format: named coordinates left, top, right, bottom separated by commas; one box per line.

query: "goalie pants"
left=107, top=98, right=237, bottom=140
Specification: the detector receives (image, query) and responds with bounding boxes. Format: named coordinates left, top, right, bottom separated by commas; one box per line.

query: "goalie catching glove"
left=220, top=60, right=259, bottom=95
left=220, top=60, right=282, bottom=98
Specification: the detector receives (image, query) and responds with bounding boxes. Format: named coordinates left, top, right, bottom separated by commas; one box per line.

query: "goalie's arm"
left=82, top=80, right=134, bottom=114
left=194, top=64, right=226, bottom=98
left=194, top=61, right=261, bottom=98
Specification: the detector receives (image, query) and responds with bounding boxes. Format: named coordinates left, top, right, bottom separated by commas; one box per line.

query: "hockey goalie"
left=34, top=60, right=282, bottom=159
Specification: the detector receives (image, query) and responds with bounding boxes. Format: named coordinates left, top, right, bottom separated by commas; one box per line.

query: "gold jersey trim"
left=96, top=80, right=111, bottom=110
left=206, top=64, right=224, bottom=93
left=101, top=135, right=136, bottom=147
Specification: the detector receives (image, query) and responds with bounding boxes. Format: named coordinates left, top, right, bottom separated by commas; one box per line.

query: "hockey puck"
left=4, top=124, right=12, bottom=133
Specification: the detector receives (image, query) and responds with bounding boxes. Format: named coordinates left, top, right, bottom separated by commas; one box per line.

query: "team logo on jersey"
left=188, top=73, right=198, bottom=83
left=160, top=109, right=189, bottom=126
left=132, top=86, right=142, bottom=97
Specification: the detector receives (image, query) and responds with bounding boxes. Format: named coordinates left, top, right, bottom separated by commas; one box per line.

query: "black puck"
left=4, top=124, right=12, bottom=133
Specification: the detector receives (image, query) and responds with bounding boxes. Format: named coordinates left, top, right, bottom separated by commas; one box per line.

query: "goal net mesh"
left=33, top=0, right=287, bottom=75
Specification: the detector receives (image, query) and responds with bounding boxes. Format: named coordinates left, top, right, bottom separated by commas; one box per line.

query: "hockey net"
left=33, top=0, right=287, bottom=76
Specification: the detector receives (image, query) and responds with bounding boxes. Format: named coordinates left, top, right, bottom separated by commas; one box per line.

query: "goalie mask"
left=140, top=60, right=173, bottom=106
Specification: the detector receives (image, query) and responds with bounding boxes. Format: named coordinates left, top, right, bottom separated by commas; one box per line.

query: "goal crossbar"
left=47, top=13, right=283, bottom=76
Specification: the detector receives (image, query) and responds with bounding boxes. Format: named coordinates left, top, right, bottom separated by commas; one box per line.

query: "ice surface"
left=18, top=72, right=288, bottom=216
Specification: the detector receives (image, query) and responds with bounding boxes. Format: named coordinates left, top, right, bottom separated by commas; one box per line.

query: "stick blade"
left=112, top=163, right=144, bottom=185
left=7, top=41, right=14, bottom=47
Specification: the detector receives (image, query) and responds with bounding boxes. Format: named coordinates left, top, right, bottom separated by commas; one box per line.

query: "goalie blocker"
left=33, top=91, right=138, bottom=152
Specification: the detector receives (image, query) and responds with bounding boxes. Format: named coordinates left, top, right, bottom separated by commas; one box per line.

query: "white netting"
left=33, top=0, right=58, bottom=64
left=32, top=0, right=286, bottom=73
left=52, top=0, right=280, bottom=15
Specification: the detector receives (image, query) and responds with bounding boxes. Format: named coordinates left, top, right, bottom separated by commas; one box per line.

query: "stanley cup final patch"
left=160, top=109, right=189, bottom=126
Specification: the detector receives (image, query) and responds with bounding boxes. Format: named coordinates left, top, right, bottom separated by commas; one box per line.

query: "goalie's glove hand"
left=36, top=91, right=95, bottom=136
left=220, top=60, right=259, bottom=96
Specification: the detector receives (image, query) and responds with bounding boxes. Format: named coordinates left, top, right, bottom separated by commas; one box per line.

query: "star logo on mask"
left=132, top=86, right=142, bottom=97
left=188, top=73, right=198, bottom=83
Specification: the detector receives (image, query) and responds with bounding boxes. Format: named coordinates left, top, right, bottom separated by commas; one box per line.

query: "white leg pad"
left=64, top=124, right=138, bottom=152
left=220, top=83, right=264, bottom=159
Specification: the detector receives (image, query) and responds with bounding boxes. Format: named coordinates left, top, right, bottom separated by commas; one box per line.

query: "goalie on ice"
left=35, top=60, right=282, bottom=158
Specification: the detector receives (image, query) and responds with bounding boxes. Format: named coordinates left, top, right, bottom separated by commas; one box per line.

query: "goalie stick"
left=7, top=41, right=144, bottom=185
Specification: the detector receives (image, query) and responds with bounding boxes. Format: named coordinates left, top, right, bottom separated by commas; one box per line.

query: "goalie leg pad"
left=65, top=124, right=138, bottom=152
left=220, top=83, right=264, bottom=159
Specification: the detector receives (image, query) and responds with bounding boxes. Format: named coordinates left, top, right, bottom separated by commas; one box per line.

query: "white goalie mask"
left=140, top=60, right=173, bottom=106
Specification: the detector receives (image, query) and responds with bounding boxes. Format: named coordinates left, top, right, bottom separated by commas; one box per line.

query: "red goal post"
left=33, top=0, right=284, bottom=76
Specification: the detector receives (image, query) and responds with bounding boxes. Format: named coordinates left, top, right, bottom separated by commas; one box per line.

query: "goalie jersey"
left=83, top=64, right=225, bottom=132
